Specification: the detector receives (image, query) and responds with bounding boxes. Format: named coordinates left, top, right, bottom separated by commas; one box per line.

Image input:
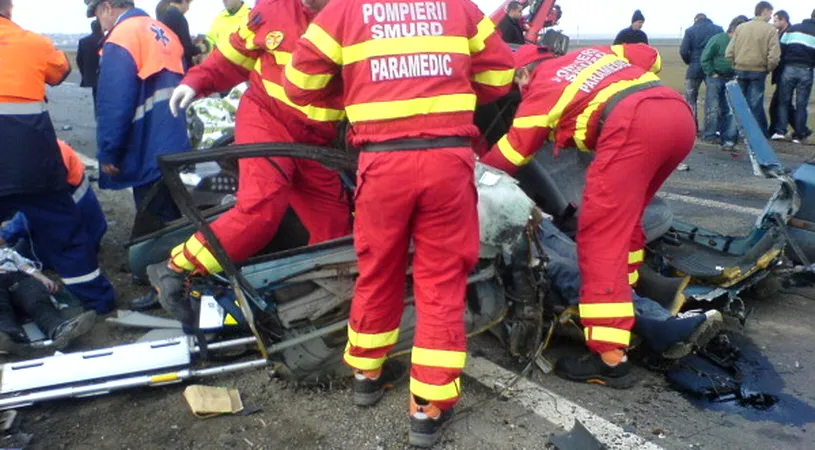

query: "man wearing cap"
left=480, top=43, right=695, bottom=388
left=0, top=0, right=115, bottom=313
left=86, top=0, right=190, bottom=233
left=614, top=10, right=649, bottom=45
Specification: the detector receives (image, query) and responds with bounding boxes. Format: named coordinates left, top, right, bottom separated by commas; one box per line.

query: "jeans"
left=735, top=70, right=769, bottom=136
left=769, top=83, right=795, bottom=135
left=777, top=65, right=814, bottom=140
left=538, top=220, right=671, bottom=321
left=684, top=78, right=704, bottom=131
left=703, top=75, right=738, bottom=143
left=0, top=272, right=65, bottom=339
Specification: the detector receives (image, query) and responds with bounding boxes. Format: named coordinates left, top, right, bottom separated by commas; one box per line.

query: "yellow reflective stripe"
left=218, top=40, right=257, bottom=72
left=547, top=54, right=620, bottom=128
left=272, top=51, right=292, bottom=65
left=284, top=63, right=333, bottom=90
left=629, top=270, right=640, bottom=285
left=572, top=72, right=660, bottom=150
left=303, top=24, right=343, bottom=65
left=579, top=303, right=635, bottom=319
left=496, top=135, right=533, bottom=167
left=347, top=326, right=399, bottom=349
left=610, top=45, right=625, bottom=58
left=260, top=78, right=345, bottom=122
left=238, top=26, right=258, bottom=50
left=343, top=343, right=387, bottom=370
left=469, top=16, right=496, bottom=53
left=584, top=326, right=631, bottom=346
left=628, top=250, right=644, bottom=264
left=471, top=68, right=515, bottom=87
left=411, top=348, right=467, bottom=369
left=513, top=114, right=552, bottom=129
left=170, top=243, right=195, bottom=272
left=343, top=36, right=469, bottom=65
left=410, top=377, right=462, bottom=401
left=649, top=51, right=663, bottom=73
left=183, top=235, right=223, bottom=274
left=345, top=93, right=475, bottom=122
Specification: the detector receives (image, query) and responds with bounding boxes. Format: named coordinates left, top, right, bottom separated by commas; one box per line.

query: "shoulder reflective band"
left=572, top=73, right=660, bottom=150
left=469, top=16, right=496, bottom=53
left=412, top=347, right=467, bottom=369
left=410, top=377, right=462, bottom=402
left=0, top=102, right=47, bottom=115
left=303, top=24, right=343, bottom=65
left=629, top=270, right=639, bottom=285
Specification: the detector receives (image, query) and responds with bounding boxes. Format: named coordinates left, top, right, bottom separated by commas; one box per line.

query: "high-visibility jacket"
left=480, top=44, right=664, bottom=175
left=282, top=0, right=515, bottom=145
left=183, top=0, right=345, bottom=145
left=203, top=2, right=252, bottom=54
left=96, top=8, right=190, bottom=190
left=0, top=16, right=71, bottom=196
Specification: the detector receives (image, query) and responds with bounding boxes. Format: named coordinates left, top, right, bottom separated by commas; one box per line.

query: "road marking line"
left=465, top=356, right=664, bottom=450
left=658, top=192, right=764, bottom=216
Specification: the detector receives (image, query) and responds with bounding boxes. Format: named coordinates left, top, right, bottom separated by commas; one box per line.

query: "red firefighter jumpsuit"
left=481, top=44, right=695, bottom=355
left=168, top=0, right=349, bottom=275
left=284, top=1, right=515, bottom=410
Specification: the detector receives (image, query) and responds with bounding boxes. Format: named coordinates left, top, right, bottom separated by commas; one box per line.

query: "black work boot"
left=555, top=351, right=638, bottom=389
left=352, top=359, right=408, bottom=407
left=51, top=311, right=97, bottom=350
left=146, top=262, right=195, bottom=327
left=409, top=395, right=454, bottom=448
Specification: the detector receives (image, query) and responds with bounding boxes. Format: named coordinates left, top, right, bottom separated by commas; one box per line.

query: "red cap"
left=513, top=44, right=556, bottom=69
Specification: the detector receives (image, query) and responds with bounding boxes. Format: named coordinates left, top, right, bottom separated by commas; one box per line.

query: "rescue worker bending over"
left=144, top=0, right=350, bottom=324
left=284, top=2, right=514, bottom=446
left=0, top=0, right=115, bottom=314
left=1, top=140, right=108, bottom=266
left=480, top=44, right=695, bottom=388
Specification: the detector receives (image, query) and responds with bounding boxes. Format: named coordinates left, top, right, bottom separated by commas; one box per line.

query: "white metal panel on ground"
left=0, top=338, right=192, bottom=394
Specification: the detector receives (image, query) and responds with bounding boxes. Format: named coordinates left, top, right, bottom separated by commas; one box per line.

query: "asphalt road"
left=30, top=81, right=815, bottom=450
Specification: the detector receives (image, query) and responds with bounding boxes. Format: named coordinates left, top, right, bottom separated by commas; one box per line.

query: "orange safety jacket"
left=0, top=16, right=71, bottom=103
left=0, top=16, right=71, bottom=196
left=58, top=140, right=85, bottom=188
left=480, top=44, right=664, bottom=175
left=282, top=0, right=515, bottom=145
left=183, top=0, right=345, bottom=145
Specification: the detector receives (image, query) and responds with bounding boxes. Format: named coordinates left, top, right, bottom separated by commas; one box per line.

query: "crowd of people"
left=677, top=2, right=814, bottom=146
left=0, top=0, right=812, bottom=446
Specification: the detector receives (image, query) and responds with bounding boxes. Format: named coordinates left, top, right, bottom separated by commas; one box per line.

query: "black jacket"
left=680, top=18, right=723, bottom=79
left=498, top=15, right=525, bottom=45
left=158, top=7, right=200, bottom=70
left=76, top=32, right=103, bottom=88
left=781, top=19, right=815, bottom=69
left=614, top=27, right=648, bottom=45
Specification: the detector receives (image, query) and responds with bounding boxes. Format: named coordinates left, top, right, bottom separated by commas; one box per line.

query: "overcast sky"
left=11, top=0, right=815, bottom=38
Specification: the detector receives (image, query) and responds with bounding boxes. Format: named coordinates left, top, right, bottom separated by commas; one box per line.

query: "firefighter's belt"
left=362, top=137, right=470, bottom=152
left=598, top=80, right=664, bottom=129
